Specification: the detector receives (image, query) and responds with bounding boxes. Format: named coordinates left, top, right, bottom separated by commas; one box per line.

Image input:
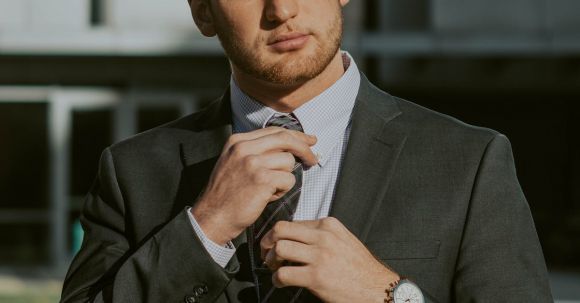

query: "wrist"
left=382, top=272, right=401, bottom=300
left=190, top=205, right=233, bottom=246
left=367, top=265, right=401, bottom=302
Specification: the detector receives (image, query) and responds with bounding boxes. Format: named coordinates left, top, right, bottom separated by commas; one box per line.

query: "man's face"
left=203, top=0, right=347, bottom=86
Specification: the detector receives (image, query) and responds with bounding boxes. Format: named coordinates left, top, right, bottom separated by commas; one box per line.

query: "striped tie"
left=249, top=113, right=305, bottom=303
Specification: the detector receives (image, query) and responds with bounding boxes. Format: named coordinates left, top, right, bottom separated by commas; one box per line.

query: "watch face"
left=394, top=280, right=424, bottom=303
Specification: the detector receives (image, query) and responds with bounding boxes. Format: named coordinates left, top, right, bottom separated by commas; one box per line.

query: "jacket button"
left=194, top=285, right=208, bottom=296
left=184, top=296, right=197, bottom=303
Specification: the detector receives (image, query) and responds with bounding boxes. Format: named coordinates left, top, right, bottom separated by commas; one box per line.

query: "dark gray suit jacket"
left=61, top=74, right=553, bottom=302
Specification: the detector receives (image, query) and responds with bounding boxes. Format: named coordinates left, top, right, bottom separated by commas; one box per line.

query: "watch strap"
left=384, top=276, right=403, bottom=303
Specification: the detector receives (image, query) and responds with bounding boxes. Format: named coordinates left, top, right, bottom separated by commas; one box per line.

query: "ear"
left=339, top=0, right=350, bottom=7
left=189, top=0, right=216, bottom=37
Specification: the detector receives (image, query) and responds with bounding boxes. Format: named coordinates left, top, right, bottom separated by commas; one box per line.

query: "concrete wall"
left=432, top=0, right=580, bottom=33
left=378, top=0, right=431, bottom=31
left=0, top=0, right=193, bottom=31
left=0, top=0, right=90, bottom=30
left=104, top=0, right=194, bottom=30
left=432, top=0, right=545, bottom=33
left=547, top=0, right=580, bottom=33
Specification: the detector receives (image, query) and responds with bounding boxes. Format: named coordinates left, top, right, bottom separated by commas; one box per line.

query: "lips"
left=269, top=32, right=309, bottom=45
left=268, top=32, right=311, bottom=52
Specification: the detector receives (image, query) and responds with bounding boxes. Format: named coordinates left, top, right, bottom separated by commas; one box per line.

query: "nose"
left=265, top=0, right=299, bottom=23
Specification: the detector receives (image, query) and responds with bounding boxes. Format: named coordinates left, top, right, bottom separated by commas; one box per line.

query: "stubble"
left=213, top=8, right=343, bottom=86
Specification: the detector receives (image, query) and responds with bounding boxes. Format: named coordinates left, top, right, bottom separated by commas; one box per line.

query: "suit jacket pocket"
left=366, top=240, right=441, bottom=260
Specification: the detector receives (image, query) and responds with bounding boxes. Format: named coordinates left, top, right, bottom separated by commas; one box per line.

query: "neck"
left=232, top=51, right=345, bottom=113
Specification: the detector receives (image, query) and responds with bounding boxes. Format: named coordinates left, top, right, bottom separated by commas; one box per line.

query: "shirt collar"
left=230, top=51, right=361, bottom=167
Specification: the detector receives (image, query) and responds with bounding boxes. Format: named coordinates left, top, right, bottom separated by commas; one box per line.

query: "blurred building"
left=0, top=0, right=579, bottom=301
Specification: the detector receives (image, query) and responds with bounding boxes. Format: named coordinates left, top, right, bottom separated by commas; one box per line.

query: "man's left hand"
left=260, top=217, right=400, bottom=303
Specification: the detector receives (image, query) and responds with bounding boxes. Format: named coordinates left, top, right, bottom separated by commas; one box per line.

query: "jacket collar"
left=328, top=73, right=406, bottom=242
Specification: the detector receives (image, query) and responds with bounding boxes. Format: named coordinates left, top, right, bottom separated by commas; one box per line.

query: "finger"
left=243, top=132, right=318, bottom=166
left=260, top=221, right=318, bottom=257
left=291, top=217, right=346, bottom=233
left=264, top=250, right=285, bottom=272
left=224, top=127, right=286, bottom=150
left=265, top=127, right=318, bottom=147
left=256, top=152, right=296, bottom=172
left=226, top=127, right=316, bottom=150
left=292, top=217, right=354, bottom=244
left=264, top=240, right=313, bottom=270
left=272, top=266, right=313, bottom=289
left=265, top=170, right=296, bottom=201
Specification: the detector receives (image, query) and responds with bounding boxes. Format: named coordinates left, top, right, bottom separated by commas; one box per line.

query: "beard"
left=213, top=9, right=343, bottom=86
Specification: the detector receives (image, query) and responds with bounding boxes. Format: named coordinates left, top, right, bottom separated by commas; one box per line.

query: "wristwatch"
left=385, top=278, right=424, bottom=303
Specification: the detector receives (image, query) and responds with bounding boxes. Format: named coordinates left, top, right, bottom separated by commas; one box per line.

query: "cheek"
left=304, top=3, right=340, bottom=32
left=217, top=3, right=263, bottom=43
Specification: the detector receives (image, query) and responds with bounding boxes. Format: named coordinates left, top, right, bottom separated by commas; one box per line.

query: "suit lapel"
left=173, top=88, right=234, bottom=222
left=178, top=89, right=250, bottom=250
left=329, top=74, right=407, bottom=243
left=180, top=89, right=233, bottom=167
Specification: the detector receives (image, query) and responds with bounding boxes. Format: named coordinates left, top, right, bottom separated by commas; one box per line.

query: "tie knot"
left=265, top=113, right=304, bottom=132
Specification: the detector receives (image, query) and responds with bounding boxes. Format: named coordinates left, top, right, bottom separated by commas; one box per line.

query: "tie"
left=249, top=113, right=305, bottom=303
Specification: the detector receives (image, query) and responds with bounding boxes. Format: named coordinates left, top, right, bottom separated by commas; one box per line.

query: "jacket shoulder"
left=392, top=95, right=500, bottom=146
left=107, top=100, right=220, bottom=158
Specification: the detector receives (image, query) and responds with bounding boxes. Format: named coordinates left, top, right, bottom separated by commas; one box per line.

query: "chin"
left=261, top=62, right=324, bottom=86
left=231, top=40, right=337, bottom=86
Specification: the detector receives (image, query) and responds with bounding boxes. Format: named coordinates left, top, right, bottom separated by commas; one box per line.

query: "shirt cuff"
left=185, top=207, right=236, bottom=268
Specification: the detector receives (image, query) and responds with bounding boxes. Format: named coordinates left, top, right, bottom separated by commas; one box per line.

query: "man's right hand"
left=190, top=127, right=318, bottom=246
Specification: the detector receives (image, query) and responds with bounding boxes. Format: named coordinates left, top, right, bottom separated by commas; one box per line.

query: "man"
left=61, top=0, right=553, bottom=302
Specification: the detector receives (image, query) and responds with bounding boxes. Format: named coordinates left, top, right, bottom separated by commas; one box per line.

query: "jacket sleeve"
left=452, top=134, right=553, bottom=302
left=60, top=148, right=240, bottom=303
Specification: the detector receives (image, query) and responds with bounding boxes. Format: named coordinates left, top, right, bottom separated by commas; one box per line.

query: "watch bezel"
left=392, top=279, right=424, bottom=303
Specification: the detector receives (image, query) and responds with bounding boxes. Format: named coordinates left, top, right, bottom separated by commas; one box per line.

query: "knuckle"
left=229, top=142, right=245, bottom=157
left=224, top=135, right=237, bottom=149
left=273, top=241, right=284, bottom=257
left=272, top=221, right=288, bottom=234
left=321, top=217, right=340, bottom=229
left=260, top=236, right=271, bottom=251
left=272, top=268, right=286, bottom=286
left=280, top=131, right=293, bottom=143
left=285, top=152, right=296, bottom=163
left=244, top=155, right=260, bottom=170
left=280, top=172, right=294, bottom=189
left=227, top=133, right=241, bottom=144
left=253, top=170, right=270, bottom=185
left=288, top=173, right=297, bottom=187
left=274, top=241, right=285, bottom=257
left=284, top=155, right=296, bottom=172
left=273, top=267, right=288, bottom=286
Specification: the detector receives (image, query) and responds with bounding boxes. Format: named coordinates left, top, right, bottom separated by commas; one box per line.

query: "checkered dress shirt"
left=187, top=52, right=361, bottom=267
